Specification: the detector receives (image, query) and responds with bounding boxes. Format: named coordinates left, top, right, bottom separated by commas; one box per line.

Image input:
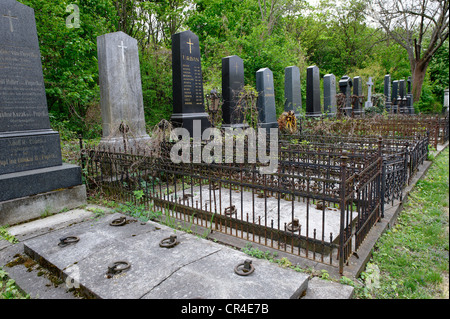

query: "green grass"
left=356, top=147, right=449, bottom=299
left=0, top=268, right=29, bottom=299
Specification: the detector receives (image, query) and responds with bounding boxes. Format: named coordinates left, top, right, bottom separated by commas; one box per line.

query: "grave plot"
left=23, top=213, right=309, bottom=299
left=81, top=138, right=383, bottom=274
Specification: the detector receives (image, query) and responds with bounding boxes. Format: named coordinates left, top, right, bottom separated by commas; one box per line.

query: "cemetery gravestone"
left=392, top=80, right=399, bottom=113
left=306, top=66, right=321, bottom=117
left=353, top=76, right=363, bottom=115
left=0, top=0, right=83, bottom=208
left=171, top=30, right=210, bottom=136
left=284, top=66, right=302, bottom=118
left=256, top=68, right=278, bottom=129
left=97, top=31, right=151, bottom=151
left=323, top=74, right=336, bottom=116
left=384, top=75, right=392, bottom=112
left=339, top=75, right=352, bottom=116
left=222, top=55, right=246, bottom=128
left=407, top=76, right=414, bottom=114
left=444, top=88, right=449, bottom=113
left=398, top=79, right=407, bottom=112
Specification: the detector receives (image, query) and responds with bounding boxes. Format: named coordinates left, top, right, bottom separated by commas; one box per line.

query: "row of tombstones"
left=96, top=30, right=415, bottom=146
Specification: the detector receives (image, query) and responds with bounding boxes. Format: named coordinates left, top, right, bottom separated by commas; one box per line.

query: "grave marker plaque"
left=171, top=30, right=210, bottom=136
left=256, top=68, right=278, bottom=129
left=0, top=0, right=82, bottom=202
left=222, top=55, right=245, bottom=127
left=284, top=66, right=302, bottom=117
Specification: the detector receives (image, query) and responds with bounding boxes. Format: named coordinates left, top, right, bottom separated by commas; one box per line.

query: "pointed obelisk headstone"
left=323, top=74, right=336, bottom=116
left=0, top=0, right=84, bottom=214
left=284, top=66, right=302, bottom=118
left=97, top=31, right=150, bottom=151
left=171, top=30, right=210, bottom=136
left=256, top=68, right=278, bottom=129
left=222, top=55, right=246, bottom=128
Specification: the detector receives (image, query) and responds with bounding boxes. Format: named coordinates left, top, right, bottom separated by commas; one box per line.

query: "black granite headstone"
left=0, top=0, right=82, bottom=202
left=170, top=30, right=210, bottom=136
left=306, top=65, right=321, bottom=117
left=384, top=74, right=392, bottom=112
left=284, top=66, right=302, bottom=117
left=407, top=76, right=414, bottom=114
left=256, top=68, right=278, bottom=129
left=392, top=80, right=399, bottom=113
left=222, top=55, right=246, bottom=127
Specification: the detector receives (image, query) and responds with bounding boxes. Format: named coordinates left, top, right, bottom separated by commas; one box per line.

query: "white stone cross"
left=365, top=77, right=374, bottom=108
left=3, top=10, right=18, bottom=33
left=118, top=41, right=127, bottom=61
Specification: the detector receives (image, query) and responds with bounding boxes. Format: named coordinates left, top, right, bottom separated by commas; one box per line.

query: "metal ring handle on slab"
left=159, top=235, right=178, bottom=248
left=107, top=261, right=131, bottom=277
left=224, top=205, right=237, bottom=216
left=58, top=236, right=80, bottom=247
left=287, top=218, right=300, bottom=232
left=110, top=216, right=127, bottom=226
left=234, top=260, right=255, bottom=276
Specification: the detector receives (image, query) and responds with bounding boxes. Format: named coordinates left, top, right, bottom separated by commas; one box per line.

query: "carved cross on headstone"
left=365, top=77, right=374, bottom=108
left=187, top=38, right=194, bottom=54
left=118, top=41, right=127, bottom=61
left=3, top=10, right=18, bottom=32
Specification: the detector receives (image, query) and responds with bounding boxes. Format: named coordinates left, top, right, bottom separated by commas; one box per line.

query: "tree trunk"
left=412, top=59, right=429, bottom=104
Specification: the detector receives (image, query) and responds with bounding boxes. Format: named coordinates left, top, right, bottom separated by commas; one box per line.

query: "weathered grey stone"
left=284, top=66, right=302, bottom=117
left=97, top=31, right=151, bottom=151
left=365, top=77, right=374, bottom=108
left=353, top=76, right=363, bottom=114
left=256, top=68, right=278, bottom=129
left=323, top=74, right=336, bottom=115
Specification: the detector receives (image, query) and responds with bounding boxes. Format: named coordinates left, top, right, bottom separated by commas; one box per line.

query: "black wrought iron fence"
left=80, top=137, right=383, bottom=274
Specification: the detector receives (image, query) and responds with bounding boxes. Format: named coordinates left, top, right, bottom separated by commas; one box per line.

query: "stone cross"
left=365, top=77, right=374, bottom=108
left=118, top=41, right=127, bottom=61
left=3, top=10, right=18, bottom=32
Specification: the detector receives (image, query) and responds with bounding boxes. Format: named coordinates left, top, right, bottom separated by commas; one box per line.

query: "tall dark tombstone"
left=339, top=75, right=353, bottom=116
left=222, top=55, right=246, bottom=128
left=384, top=74, right=392, bottom=112
left=284, top=66, right=302, bottom=118
left=256, top=68, right=278, bottom=129
left=407, top=76, right=414, bottom=114
left=306, top=65, right=321, bottom=117
left=0, top=0, right=84, bottom=221
left=353, top=76, right=363, bottom=115
left=392, top=80, right=399, bottom=113
left=171, top=30, right=210, bottom=136
left=323, top=74, right=336, bottom=116
left=398, top=79, right=407, bottom=113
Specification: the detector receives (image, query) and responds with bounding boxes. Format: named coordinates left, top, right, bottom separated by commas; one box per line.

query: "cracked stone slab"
left=23, top=213, right=309, bottom=299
